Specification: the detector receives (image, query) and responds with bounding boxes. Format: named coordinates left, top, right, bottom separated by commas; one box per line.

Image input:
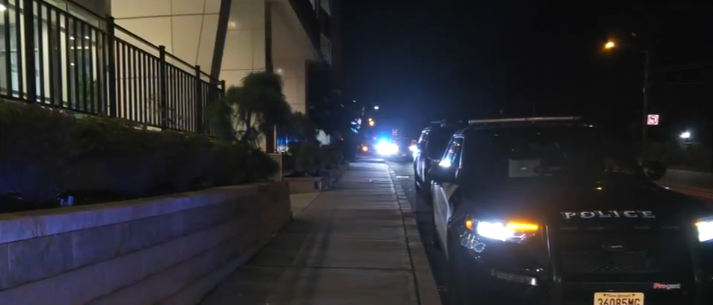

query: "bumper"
left=455, top=227, right=713, bottom=304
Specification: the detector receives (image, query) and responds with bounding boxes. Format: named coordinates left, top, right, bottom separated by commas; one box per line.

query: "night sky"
left=342, top=1, right=713, bottom=141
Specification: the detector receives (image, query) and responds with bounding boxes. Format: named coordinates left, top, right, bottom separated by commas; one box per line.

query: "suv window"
left=418, top=130, right=429, bottom=144
left=439, top=137, right=463, bottom=168
left=462, top=126, right=644, bottom=182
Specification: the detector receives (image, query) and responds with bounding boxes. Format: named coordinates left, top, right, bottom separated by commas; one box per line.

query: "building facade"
left=110, top=0, right=340, bottom=115
left=0, top=0, right=341, bottom=146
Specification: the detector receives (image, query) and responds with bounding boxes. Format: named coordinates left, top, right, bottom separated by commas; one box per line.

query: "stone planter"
left=284, top=176, right=329, bottom=194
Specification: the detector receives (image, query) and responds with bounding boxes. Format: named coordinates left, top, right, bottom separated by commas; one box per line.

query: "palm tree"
left=209, top=71, right=292, bottom=146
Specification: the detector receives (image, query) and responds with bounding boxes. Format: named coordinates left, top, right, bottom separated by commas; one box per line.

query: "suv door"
left=431, top=136, right=464, bottom=249
left=415, top=129, right=430, bottom=181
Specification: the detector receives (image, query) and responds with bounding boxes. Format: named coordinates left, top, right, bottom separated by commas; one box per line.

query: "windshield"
left=462, top=126, right=646, bottom=183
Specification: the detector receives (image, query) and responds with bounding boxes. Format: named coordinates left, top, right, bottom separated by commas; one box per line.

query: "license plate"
left=594, top=292, right=644, bottom=305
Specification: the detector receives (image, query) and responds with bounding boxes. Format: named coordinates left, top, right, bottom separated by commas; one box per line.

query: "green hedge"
left=0, top=100, right=278, bottom=204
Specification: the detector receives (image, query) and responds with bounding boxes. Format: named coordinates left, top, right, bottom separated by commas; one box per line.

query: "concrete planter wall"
left=283, top=162, right=349, bottom=194
left=0, top=182, right=292, bottom=305
left=284, top=176, right=329, bottom=194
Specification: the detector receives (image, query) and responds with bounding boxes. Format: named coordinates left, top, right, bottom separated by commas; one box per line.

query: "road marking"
left=660, top=184, right=713, bottom=201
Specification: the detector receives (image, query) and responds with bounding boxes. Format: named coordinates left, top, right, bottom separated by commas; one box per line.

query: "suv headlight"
left=695, top=217, right=713, bottom=242
left=466, top=218, right=539, bottom=242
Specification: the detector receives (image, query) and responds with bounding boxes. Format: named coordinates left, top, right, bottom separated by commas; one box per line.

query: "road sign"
left=647, top=114, right=659, bottom=126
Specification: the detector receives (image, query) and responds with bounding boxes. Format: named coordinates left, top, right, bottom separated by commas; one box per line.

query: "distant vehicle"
left=428, top=116, right=713, bottom=305
left=413, top=120, right=467, bottom=199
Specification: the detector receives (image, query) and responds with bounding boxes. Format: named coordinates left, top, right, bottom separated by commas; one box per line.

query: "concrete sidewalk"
left=198, top=162, right=441, bottom=305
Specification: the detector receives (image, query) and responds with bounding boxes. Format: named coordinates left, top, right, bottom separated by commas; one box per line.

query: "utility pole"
left=642, top=49, right=651, bottom=146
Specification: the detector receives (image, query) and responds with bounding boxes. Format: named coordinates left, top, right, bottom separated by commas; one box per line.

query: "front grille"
left=553, top=225, right=692, bottom=279
left=550, top=221, right=699, bottom=304
left=560, top=250, right=658, bottom=274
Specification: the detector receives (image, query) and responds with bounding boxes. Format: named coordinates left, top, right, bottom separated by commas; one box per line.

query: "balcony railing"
left=0, top=0, right=224, bottom=134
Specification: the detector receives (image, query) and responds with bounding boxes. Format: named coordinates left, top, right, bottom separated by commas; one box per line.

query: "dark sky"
left=341, top=1, right=713, bottom=141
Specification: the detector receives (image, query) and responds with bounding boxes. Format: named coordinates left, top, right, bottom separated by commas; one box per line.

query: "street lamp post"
left=604, top=40, right=652, bottom=146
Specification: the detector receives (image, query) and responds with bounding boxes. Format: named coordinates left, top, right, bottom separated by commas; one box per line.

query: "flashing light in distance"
left=375, top=139, right=399, bottom=156
left=361, top=145, right=368, bottom=152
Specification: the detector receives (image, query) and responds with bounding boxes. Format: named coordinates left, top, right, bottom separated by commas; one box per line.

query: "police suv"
left=428, top=117, right=713, bottom=305
left=414, top=120, right=468, bottom=198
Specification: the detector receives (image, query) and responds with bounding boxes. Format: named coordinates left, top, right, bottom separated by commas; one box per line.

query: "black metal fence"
left=0, top=0, right=224, bottom=134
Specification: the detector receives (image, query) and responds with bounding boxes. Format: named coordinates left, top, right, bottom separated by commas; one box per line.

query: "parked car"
left=413, top=120, right=467, bottom=199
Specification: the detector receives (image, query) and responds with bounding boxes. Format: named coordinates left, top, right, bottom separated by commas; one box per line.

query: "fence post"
left=22, top=0, right=37, bottom=102
left=158, top=45, right=168, bottom=129
left=195, top=65, right=203, bottom=134
left=106, top=16, right=118, bottom=117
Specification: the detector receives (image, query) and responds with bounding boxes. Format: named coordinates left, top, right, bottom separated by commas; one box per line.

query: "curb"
left=388, top=168, right=442, bottom=305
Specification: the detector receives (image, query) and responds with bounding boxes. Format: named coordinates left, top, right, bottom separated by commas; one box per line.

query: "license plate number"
left=594, top=292, right=644, bottom=305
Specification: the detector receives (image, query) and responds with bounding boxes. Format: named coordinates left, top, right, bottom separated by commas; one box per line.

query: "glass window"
left=439, top=137, right=463, bottom=168
left=462, top=126, right=643, bottom=182
left=320, top=0, right=331, bottom=15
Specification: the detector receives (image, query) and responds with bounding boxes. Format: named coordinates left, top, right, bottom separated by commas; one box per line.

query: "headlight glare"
left=695, top=217, right=713, bottom=242
left=474, top=220, right=539, bottom=242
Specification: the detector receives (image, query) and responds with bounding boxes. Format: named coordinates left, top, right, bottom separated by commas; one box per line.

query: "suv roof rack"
left=430, top=119, right=469, bottom=127
left=467, top=116, right=581, bottom=125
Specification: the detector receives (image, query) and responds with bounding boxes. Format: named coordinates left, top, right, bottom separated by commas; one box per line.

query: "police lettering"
left=561, top=210, right=655, bottom=220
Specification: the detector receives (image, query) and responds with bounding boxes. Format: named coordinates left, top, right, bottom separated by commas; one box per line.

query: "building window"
left=320, top=34, right=331, bottom=64
left=1, top=0, right=102, bottom=109
left=320, top=0, right=330, bottom=16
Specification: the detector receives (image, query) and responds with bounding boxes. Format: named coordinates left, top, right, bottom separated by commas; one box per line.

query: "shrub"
left=0, top=101, right=79, bottom=203
left=319, top=144, right=343, bottom=167
left=0, top=99, right=279, bottom=207
left=245, top=147, right=279, bottom=182
left=68, top=117, right=166, bottom=197
left=288, top=141, right=320, bottom=175
left=210, top=140, right=251, bottom=186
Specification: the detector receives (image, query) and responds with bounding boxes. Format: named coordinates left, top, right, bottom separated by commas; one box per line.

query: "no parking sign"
left=647, top=114, right=659, bottom=126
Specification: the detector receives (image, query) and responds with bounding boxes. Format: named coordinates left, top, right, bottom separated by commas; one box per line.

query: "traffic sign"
left=647, top=114, right=659, bottom=126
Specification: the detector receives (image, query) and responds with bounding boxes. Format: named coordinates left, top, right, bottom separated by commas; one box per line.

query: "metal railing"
left=0, top=0, right=225, bottom=134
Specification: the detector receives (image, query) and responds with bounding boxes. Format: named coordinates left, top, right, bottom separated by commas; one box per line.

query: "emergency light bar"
left=467, top=116, right=581, bottom=125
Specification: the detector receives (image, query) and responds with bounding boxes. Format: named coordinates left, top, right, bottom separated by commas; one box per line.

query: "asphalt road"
left=385, top=159, right=450, bottom=304
left=660, top=169, right=713, bottom=191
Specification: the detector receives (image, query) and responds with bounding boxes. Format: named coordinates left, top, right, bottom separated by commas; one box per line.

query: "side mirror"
left=642, top=160, right=667, bottom=181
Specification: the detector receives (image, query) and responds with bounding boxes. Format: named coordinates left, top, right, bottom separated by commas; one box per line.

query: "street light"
left=374, top=106, right=379, bottom=110
left=368, top=120, right=375, bottom=127
left=603, top=38, right=651, bottom=145
left=680, top=131, right=691, bottom=139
